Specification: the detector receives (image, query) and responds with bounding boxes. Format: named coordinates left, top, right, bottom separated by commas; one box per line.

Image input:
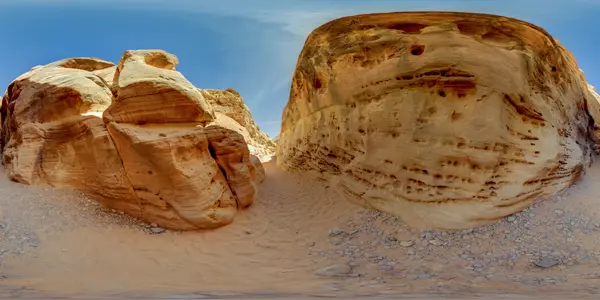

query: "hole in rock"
left=313, top=78, right=323, bottom=89
left=410, top=45, right=425, bottom=56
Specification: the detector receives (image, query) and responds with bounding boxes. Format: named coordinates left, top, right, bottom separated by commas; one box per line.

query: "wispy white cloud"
left=1, top=0, right=595, bottom=137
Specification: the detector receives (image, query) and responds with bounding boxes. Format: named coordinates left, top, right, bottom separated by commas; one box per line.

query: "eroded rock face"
left=277, top=12, right=598, bottom=229
left=201, top=89, right=276, bottom=161
left=1, top=50, right=268, bottom=230
left=585, top=84, right=600, bottom=151
left=104, top=50, right=215, bottom=124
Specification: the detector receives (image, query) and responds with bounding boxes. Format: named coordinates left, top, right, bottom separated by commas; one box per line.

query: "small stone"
left=150, top=223, right=158, bottom=228
left=314, top=264, right=351, bottom=276
left=428, top=239, right=442, bottom=246
left=369, top=255, right=385, bottom=262
left=151, top=227, right=166, bottom=234
left=400, top=241, right=414, bottom=248
left=378, top=265, right=394, bottom=271
left=534, top=257, right=559, bottom=268
left=384, top=236, right=397, bottom=242
left=329, top=228, right=345, bottom=236
left=554, top=210, right=564, bottom=215
left=507, top=216, right=516, bottom=222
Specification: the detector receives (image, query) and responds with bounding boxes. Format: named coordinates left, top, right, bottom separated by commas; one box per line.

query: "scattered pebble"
left=150, top=227, right=166, bottom=234
left=329, top=228, right=345, bottom=236
left=428, top=239, right=442, bottom=246
left=534, top=257, right=560, bottom=269
left=400, top=241, right=414, bottom=248
left=314, top=264, right=352, bottom=277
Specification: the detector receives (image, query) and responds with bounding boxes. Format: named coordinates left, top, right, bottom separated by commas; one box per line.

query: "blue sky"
left=0, top=0, right=598, bottom=137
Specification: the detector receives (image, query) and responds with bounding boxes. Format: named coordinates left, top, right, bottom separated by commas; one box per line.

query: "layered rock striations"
left=1, top=50, right=270, bottom=230
left=277, top=12, right=599, bottom=229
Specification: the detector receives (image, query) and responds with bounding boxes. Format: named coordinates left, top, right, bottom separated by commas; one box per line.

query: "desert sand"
left=1, top=156, right=600, bottom=298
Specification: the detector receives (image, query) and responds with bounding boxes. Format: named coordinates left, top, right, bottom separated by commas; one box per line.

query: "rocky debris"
left=309, top=187, right=600, bottom=293
left=0, top=175, right=160, bottom=284
left=276, top=11, right=598, bottom=230
left=0, top=49, right=270, bottom=230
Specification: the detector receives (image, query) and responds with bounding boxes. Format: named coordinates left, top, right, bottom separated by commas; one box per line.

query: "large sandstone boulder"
left=0, top=50, right=268, bottom=230
left=277, top=12, right=598, bottom=229
left=104, top=50, right=215, bottom=124
left=200, top=88, right=276, bottom=161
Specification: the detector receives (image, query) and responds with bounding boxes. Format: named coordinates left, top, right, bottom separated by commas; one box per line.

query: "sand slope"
left=1, top=158, right=600, bottom=298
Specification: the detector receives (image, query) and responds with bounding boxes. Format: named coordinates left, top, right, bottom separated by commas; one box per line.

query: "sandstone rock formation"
left=200, top=88, right=276, bottom=161
left=1, top=50, right=269, bottom=230
left=277, top=12, right=598, bottom=229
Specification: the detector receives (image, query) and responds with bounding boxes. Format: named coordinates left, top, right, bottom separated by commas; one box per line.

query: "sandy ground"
left=1, top=158, right=600, bottom=299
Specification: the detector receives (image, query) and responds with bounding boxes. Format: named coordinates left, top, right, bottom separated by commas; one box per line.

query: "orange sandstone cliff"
left=276, top=12, right=599, bottom=229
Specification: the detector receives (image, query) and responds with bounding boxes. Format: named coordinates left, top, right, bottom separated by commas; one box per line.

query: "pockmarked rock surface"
left=0, top=49, right=271, bottom=230
left=276, top=12, right=599, bottom=229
